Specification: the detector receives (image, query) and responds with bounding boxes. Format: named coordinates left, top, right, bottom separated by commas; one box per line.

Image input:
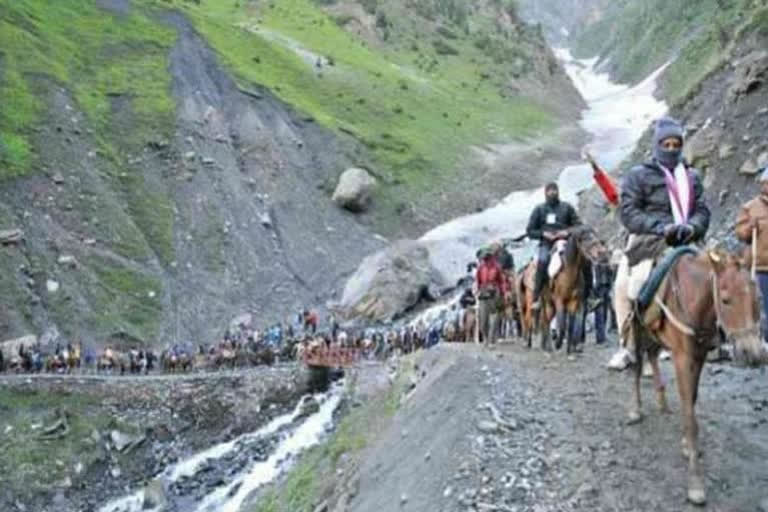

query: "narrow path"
left=349, top=341, right=768, bottom=512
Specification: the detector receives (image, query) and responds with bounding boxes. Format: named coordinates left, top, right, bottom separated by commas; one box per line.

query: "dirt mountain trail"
left=348, top=342, right=768, bottom=512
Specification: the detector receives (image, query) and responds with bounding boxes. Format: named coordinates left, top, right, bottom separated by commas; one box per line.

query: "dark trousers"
left=594, top=284, right=611, bottom=344
left=758, top=272, right=768, bottom=343
left=534, top=243, right=552, bottom=299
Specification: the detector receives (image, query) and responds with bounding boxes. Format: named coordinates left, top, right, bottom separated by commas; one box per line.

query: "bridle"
left=709, top=266, right=761, bottom=340
left=656, top=258, right=759, bottom=341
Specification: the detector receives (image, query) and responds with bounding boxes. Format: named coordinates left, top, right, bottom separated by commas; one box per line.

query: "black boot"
left=532, top=261, right=547, bottom=310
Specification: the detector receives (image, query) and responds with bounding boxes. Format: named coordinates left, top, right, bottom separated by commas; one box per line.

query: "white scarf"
left=660, top=162, right=692, bottom=225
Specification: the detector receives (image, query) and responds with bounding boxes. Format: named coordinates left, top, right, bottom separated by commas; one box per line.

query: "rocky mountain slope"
left=515, top=0, right=612, bottom=45
left=575, top=5, right=768, bottom=246
left=0, top=0, right=585, bottom=346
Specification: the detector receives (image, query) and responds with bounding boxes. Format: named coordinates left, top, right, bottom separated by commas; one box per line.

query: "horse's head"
left=570, top=225, right=610, bottom=265
left=708, top=251, right=767, bottom=367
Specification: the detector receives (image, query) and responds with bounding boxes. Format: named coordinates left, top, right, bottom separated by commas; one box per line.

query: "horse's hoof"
left=626, top=411, right=643, bottom=425
left=687, top=478, right=707, bottom=506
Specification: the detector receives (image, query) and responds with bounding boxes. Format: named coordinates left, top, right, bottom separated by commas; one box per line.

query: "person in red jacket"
left=475, top=248, right=509, bottom=345
left=303, top=310, right=318, bottom=334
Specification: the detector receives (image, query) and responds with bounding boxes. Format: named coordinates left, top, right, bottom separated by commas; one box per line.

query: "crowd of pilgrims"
left=0, top=241, right=623, bottom=377
left=0, top=305, right=469, bottom=375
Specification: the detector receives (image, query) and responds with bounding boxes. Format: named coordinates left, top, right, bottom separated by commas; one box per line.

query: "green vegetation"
left=0, top=0, right=567, bottom=338
left=0, top=0, right=176, bottom=337
left=85, top=254, right=164, bottom=342
left=0, top=387, right=131, bottom=498
left=572, top=0, right=765, bottom=102
left=0, top=0, right=176, bottom=176
left=154, top=0, right=553, bottom=196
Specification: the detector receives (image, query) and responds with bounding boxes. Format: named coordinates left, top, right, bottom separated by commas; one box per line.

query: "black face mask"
left=654, top=146, right=682, bottom=169
left=546, top=195, right=559, bottom=206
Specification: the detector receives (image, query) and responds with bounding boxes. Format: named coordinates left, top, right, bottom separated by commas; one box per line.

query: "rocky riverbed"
left=0, top=366, right=312, bottom=512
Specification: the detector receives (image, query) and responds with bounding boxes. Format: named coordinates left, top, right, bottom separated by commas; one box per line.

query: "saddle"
left=636, top=246, right=699, bottom=313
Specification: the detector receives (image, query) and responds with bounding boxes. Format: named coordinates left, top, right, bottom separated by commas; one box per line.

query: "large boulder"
left=728, top=50, right=768, bottom=101
left=684, top=125, right=721, bottom=169
left=337, top=240, right=443, bottom=322
left=332, top=168, right=377, bottom=212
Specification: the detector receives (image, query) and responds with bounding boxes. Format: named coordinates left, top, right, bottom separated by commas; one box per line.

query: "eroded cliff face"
left=0, top=4, right=383, bottom=346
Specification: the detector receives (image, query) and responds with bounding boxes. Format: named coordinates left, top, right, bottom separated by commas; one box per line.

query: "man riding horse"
left=526, top=182, right=593, bottom=312
left=612, top=117, right=768, bottom=505
left=613, top=117, right=710, bottom=366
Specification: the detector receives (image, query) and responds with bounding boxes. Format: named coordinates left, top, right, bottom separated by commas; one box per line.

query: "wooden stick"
left=752, top=227, right=758, bottom=281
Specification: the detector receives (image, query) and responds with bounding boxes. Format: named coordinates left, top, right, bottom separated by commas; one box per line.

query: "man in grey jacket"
left=609, top=117, right=711, bottom=369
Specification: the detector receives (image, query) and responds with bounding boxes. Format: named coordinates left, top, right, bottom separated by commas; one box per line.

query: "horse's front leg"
left=627, top=341, right=644, bottom=425
left=536, top=307, right=550, bottom=351
left=554, top=302, right=566, bottom=351
left=673, top=349, right=706, bottom=505
left=566, top=299, right=584, bottom=354
left=648, top=347, right=670, bottom=414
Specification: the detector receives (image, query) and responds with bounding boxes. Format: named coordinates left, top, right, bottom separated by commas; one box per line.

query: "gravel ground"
left=347, top=341, right=768, bottom=512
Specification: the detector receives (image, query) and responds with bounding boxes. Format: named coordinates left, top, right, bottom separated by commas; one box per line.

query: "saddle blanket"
left=547, top=240, right=567, bottom=279
left=636, top=246, right=699, bottom=312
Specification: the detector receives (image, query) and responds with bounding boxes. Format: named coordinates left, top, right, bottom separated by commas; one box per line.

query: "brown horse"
left=498, top=270, right=522, bottom=341
left=97, top=348, right=129, bottom=374
left=629, top=249, right=766, bottom=505
left=460, top=307, right=477, bottom=343
left=518, top=227, right=609, bottom=351
left=162, top=351, right=192, bottom=373
left=540, top=226, right=609, bottom=353
left=518, top=260, right=541, bottom=349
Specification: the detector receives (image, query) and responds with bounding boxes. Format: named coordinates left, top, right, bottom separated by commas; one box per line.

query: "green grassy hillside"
left=163, top=0, right=560, bottom=192
left=0, top=0, right=576, bottom=344
left=0, top=0, right=175, bottom=177
left=1, top=0, right=561, bottom=191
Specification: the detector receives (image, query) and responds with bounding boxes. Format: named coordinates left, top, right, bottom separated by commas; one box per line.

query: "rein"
left=655, top=259, right=759, bottom=340
left=710, top=266, right=761, bottom=339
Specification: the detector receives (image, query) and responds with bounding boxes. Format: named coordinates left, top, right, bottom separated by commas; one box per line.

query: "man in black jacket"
left=619, top=118, right=710, bottom=247
left=526, top=182, right=582, bottom=310
left=611, top=117, right=711, bottom=368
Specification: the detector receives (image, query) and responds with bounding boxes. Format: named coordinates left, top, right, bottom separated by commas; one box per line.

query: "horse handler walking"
left=475, top=248, right=509, bottom=346
left=735, top=167, right=768, bottom=347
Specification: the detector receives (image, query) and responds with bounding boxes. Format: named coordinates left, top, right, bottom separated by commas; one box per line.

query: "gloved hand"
left=663, top=224, right=678, bottom=245
left=676, top=224, right=695, bottom=245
